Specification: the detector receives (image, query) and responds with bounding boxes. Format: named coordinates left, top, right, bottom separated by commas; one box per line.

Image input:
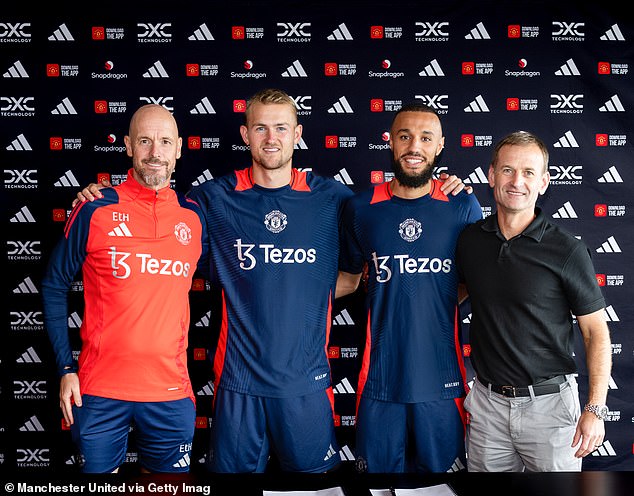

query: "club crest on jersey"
left=174, top=222, right=192, bottom=245
left=399, top=218, right=422, bottom=242
left=264, top=210, right=288, bottom=233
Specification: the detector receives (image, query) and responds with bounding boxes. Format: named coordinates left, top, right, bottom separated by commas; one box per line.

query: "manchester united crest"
left=174, top=222, right=192, bottom=245
left=264, top=210, right=288, bottom=233
left=399, top=218, right=422, bottom=242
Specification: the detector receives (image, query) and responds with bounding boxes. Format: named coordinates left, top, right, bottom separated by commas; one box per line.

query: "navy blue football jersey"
left=188, top=167, right=353, bottom=397
left=340, top=180, right=482, bottom=403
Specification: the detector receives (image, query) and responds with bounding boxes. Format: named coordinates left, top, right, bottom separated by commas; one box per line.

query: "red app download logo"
left=461, top=134, right=475, bottom=147
left=186, top=64, right=200, bottom=76
left=506, top=98, right=520, bottom=111
left=191, top=278, right=206, bottom=291
left=462, top=62, right=475, bottom=75
left=233, top=100, right=246, bottom=112
left=595, top=134, right=609, bottom=146
left=324, top=63, right=338, bottom=76
left=596, top=274, right=606, bottom=287
left=46, top=64, right=60, bottom=77
left=325, top=136, right=339, bottom=149
left=370, top=26, right=384, bottom=39
left=328, top=346, right=340, bottom=359
left=598, top=62, right=611, bottom=75
left=50, top=137, right=63, bottom=150
left=195, top=417, right=208, bottom=429
left=370, top=99, right=384, bottom=112
left=52, top=209, right=66, bottom=222
left=232, top=26, right=245, bottom=39
left=333, top=414, right=341, bottom=427
left=97, top=172, right=110, bottom=184
left=193, top=348, right=206, bottom=360
left=508, top=25, right=521, bottom=38
left=188, top=137, right=201, bottom=149
left=370, top=171, right=384, bottom=183
left=94, top=100, right=108, bottom=113
left=92, top=26, right=105, bottom=40
left=594, top=204, right=608, bottom=217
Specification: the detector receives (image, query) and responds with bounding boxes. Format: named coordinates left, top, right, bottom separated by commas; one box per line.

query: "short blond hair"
left=245, top=88, right=297, bottom=124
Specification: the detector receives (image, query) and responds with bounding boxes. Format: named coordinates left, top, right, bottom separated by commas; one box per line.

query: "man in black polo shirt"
left=456, top=130, right=612, bottom=472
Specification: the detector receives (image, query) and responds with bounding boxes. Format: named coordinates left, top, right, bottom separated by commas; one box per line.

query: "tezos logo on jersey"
left=174, top=222, right=193, bottom=245
left=371, top=252, right=452, bottom=283
left=264, top=210, right=287, bottom=233
left=234, top=239, right=316, bottom=270
left=109, top=247, right=191, bottom=279
left=399, top=218, right=422, bottom=242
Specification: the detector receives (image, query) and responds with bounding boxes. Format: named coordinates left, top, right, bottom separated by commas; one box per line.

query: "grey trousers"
left=464, top=375, right=582, bottom=472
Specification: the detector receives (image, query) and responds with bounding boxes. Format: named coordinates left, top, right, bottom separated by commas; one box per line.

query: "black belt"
left=480, top=375, right=567, bottom=398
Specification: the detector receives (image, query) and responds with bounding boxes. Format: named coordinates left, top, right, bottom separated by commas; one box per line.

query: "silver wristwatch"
left=584, top=403, right=608, bottom=420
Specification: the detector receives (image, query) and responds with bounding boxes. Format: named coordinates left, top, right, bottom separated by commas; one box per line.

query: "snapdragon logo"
left=234, top=239, right=316, bottom=270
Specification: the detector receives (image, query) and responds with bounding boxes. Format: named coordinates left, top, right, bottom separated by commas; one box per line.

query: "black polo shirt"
left=456, top=208, right=606, bottom=386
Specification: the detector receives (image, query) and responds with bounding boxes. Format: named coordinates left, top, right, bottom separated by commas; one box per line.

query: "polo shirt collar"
left=481, top=207, right=547, bottom=242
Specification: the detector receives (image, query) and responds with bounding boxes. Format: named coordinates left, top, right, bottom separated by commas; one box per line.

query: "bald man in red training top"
left=42, top=104, right=208, bottom=473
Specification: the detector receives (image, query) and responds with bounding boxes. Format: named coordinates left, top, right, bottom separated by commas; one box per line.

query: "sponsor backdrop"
left=1, top=0, right=632, bottom=473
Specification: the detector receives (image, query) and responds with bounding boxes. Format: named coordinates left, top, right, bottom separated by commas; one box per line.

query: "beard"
left=134, top=159, right=173, bottom=187
left=252, top=146, right=292, bottom=172
left=392, top=154, right=435, bottom=189
left=254, top=155, right=286, bottom=171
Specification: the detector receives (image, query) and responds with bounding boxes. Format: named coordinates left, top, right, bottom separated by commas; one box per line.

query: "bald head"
left=129, top=104, right=178, bottom=137
left=125, top=104, right=182, bottom=190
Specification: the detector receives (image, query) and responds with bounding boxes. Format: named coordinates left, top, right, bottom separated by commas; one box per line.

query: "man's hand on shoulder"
left=438, top=172, right=473, bottom=196
left=71, top=179, right=111, bottom=208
